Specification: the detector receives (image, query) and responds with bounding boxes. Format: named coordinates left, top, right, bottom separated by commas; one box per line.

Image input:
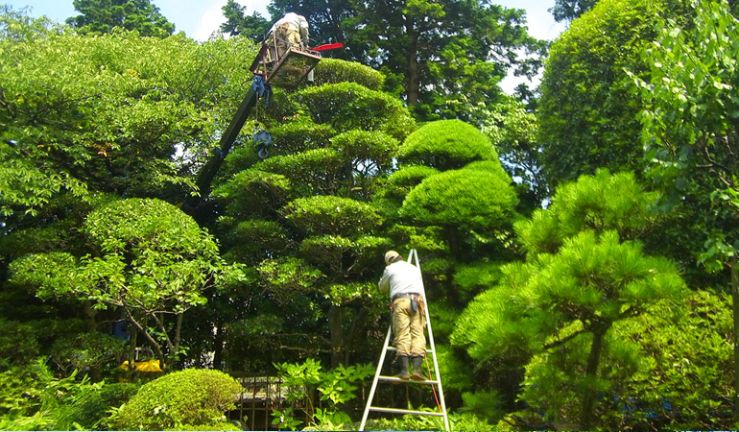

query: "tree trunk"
left=329, top=305, right=344, bottom=367
left=580, top=327, right=607, bottom=429
left=405, top=20, right=419, bottom=107
left=213, top=321, right=225, bottom=370
left=732, top=259, right=739, bottom=423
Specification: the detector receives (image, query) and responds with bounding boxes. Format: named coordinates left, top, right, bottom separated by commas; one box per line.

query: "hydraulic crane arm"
left=194, top=85, right=258, bottom=199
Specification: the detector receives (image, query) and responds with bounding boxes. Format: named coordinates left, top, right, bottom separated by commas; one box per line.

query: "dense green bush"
left=50, top=332, right=126, bottom=377
left=109, top=369, right=242, bottom=430
left=397, top=120, right=498, bottom=171
left=400, top=164, right=517, bottom=232
left=537, top=0, right=690, bottom=186
left=282, top=195, right=382, bottom=236
left=268, top=122, right=336, bottom=155
left=60, top=382, right=139, bottom=430
left=298, top=82, right=415, bottom=140
left=313, top=58, right=385, bottom=90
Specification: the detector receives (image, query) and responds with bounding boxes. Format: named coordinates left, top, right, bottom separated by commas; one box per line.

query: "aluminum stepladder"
left=359, top=249, right=450, bottom=431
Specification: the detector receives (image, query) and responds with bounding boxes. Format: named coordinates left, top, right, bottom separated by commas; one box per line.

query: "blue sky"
left=5, top=0, right=565, bottom=91
left=5, top=0, right=565, bottom=41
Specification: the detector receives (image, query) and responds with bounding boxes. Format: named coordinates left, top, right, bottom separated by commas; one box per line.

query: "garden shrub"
left=297, top=82, right=415, bottom=140
left=397, top=120, right=498, bottom=171
left=109, top=369, right=242, bottom=430
left=313, top=58, right=385, bottom=90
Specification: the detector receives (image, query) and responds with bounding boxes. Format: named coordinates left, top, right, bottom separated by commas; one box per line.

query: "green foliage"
left=221, top=219, right=291, bottom=262
left=0, top=24, right=258, bottom=218
left=272, top=359, right=373, bottom=430
left=453, top=171, right=687, bottom=428
left=452, top=262, right=504, bottom=303
left=400, top=164, right=517, bottom=232
left=220, top=0, right=269, bottom=41
left=50, top=332, right=126, bottom=376
left=368, top=411, right=495, bottom=432
left=516, top=169, right=660, bottom=255
left=482, top=98, right=547, bottom=212
left=257, top=257, right=324, bottom=302
left=297, top=82, right=415, bottom=140
left=607, top=290, right=731, bottom=429
left=343, top=0, right=543, bottom=122
left=282, top=195, right=382, bottom=236
left=538, top=0, right=688, bottom=186
left=67, top=0, right=175, bottom=37
left=397, top=120, right=498, bottom=171
left=0, top=319, right=42, bottom=363
left=549, top=0, right=598, bottom=22
left=330, top=130, right=399, bottom=171
left=214, top=169, right=292, bottom=218
left=166, top=421, right=241, bottom=431
left=0, top=359, right=139, bottom=430
left=268, top=122, right=336, bottom=155
left=9, top=198, right=227, bottom=363
left=631, top=0, right=738, bottom=275
left=109, top=369, right=242, bottom=430
left=313, top=59, right=385, bottom=90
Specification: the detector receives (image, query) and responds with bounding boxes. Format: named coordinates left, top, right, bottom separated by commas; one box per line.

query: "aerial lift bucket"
left=250, top=43, right=321, bottom=88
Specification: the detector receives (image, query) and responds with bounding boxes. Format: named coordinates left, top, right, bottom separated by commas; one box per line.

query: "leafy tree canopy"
left=537, top=0, right=689, bottom=187
left=453, top=171, right=686, bottom=429
left=269, top=0, right=546, bottom=122
left=66, top=0, right=175, bottom=37
left=220, top=0, right=270, bottom=41
left=549, top=0, right=598, bottom=22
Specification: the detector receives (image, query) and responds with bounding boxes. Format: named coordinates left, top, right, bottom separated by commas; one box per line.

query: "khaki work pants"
left=391, top=297, right=426, bottom=357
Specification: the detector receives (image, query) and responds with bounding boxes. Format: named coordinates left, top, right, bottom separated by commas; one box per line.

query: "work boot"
left=411, top=356, right=426, bottom=381
left=396, top=356, right=410, bottom=380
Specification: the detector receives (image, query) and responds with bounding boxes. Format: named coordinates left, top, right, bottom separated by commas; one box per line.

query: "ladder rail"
left=410, top=249, right=450, bottom=432
left=359, top=325, right=392, bottom=430
left=359, top=249, right=449, bottom=431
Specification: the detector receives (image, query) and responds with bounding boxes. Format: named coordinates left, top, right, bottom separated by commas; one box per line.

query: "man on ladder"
left=361, top=249, right=449, bottom=431
left=378, top=250, right=427, bottom=381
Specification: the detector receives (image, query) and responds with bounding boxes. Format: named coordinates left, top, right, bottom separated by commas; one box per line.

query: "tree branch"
left=544, top=327, right=587, bottom=350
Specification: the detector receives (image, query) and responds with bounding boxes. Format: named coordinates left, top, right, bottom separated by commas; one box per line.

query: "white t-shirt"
left=378, top=260, right=424, bottom=299
left=269, top=13, right=309, bottom=38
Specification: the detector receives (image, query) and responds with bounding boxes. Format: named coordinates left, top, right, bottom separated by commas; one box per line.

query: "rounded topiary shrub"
left=109, top=369, right=242, bottom=430
left=400, top=164, right=517, bottom=231
left=297, top=82, right=415, bottom=141
left=397, top=120, right=498, bottom=171
left=313, top=58, right=385, bottom=90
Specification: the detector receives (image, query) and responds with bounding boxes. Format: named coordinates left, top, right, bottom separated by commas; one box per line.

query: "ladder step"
left=386, top=347, right=433, bottom=353
left=368, top=406, right=445, bottom=417
left=378, top=375, right=439, bottom=385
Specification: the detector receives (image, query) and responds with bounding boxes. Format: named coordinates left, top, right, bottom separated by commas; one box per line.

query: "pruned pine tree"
left=452, top=170, right=686, bottom=429
left=372, top=118, right=519, bottom=420
left=212, top=59, right=415, bottom=368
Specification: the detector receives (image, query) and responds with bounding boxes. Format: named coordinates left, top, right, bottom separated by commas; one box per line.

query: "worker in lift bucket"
left=264, top=12, right=309, bottom=63
left=378, top=250, right=427, bottom=381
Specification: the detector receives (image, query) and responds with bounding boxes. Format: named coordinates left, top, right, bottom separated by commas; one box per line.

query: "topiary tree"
left=109, top=369, right=242, bottom=430
left=396, top=119, right=498, bottom=171
left=452, top=170, right=686, bottom=429
left=312, top=59, right=385, bottom=90
left=375, top=119, right=519, bottom=420
left=209, top=62, right=414, bottom=370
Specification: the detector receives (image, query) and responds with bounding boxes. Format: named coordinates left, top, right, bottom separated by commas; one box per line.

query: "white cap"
left=384, top=250, right=401, bottom=265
